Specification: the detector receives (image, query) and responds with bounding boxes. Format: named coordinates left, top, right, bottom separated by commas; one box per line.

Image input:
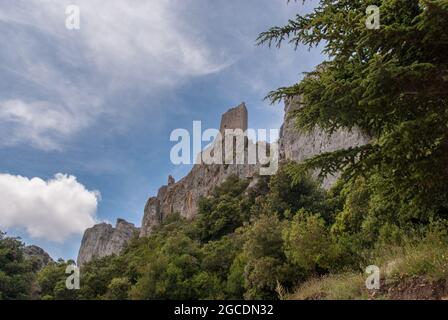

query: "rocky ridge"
left=77, top=219, right=139, bottom=266
left=23, top=245, right=54, bottom=270
left=77, top=98, right=370, bottom=265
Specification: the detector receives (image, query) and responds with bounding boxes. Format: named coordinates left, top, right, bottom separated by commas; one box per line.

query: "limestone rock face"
left=140, top=104, right=258, bottom=237
left=141, top=164, right=262, bottom=238
left=77, top=219, right=139, bottom=266
left=140, top=162, right=259, bottom=237
left=279, top=96, right=371, bottom=188
left=23, top=245, right=54, bottom=270
left=140, top=98, right=370, bottom=237
left=74, top=98, right=372, bottom=261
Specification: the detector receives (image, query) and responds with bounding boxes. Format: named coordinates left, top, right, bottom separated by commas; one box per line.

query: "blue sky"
left=0, top=0, right=323, bottom=260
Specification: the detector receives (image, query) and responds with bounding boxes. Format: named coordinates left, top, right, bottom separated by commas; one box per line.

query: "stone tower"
left=220, top=102, right=248, bottom=134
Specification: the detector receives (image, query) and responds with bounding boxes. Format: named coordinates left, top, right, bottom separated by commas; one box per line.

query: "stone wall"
left=220, top=103, right=248, bottom=134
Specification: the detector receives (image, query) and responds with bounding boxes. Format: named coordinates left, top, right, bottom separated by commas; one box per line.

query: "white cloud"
left=0, top=173, right=99, bottom=242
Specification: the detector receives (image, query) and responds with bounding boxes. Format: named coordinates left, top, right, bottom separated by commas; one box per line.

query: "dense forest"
left=3, top=166, right=448, bottom=299
left=1, top=0, right=448, bottom=300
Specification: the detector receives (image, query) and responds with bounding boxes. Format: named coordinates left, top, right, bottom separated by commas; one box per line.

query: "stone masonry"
left=220, top=103, right=248, bottom=134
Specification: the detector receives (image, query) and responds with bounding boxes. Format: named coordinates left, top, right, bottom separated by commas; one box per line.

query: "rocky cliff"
left=279, top=96, right=371, bottom=188
left=140, top=162, right=260, bottom=237
left=77, top=219, right=139, bottom=266
left=23, top=245, right=54, bottom=270
left=140, top=98, right=370, bottom=236
left=77, top=98, right=370, bottom=264
left=140, top=103, right=264, bottom=236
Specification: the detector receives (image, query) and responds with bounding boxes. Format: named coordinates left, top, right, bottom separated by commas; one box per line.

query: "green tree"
left=105, top=277, right=131, bottom=300
left=196, top=175, right=250, bottom=242
left=283, top=211, right=340, bottom=274
left=331, top=177, right=371, bottom=237
left=259, top=0, right=448, bottom=222
left=129, top=232, right=203, bottom=299
left=77, top=255, right=125, bottom=300
left=241, top=215, right=298, bottom=299
left=0, top=232, right=36, bottom=300
left=37, top=259, right=78, bottom=300
left=251, top=164, right=329, bottom=221
left=201, top=234, right=244, bottom=281
left=226, top=253, right=247, bottom=299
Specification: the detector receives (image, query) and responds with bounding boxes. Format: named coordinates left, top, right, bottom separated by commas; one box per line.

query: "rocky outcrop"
left=79, top=97, right=370, bottom=260
left=77, top=219, right=139, bottom=266
left=23, top=245, right=54, bottom=270
left=140, top=103, right=262, bottom=237
left=279, top=96, right=371, bottom=188
left=140, top=162, right=259, bottom=237
left=140, top=99, right=370, bottom=237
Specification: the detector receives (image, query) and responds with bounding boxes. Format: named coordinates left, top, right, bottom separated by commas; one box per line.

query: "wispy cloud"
left=0, top=99, right=83, bottom=150
left=0, top=0, right=236, bottom=149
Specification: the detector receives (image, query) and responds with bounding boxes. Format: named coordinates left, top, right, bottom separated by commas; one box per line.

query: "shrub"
left=37, top=260, right=79, bottom=300
left=283, top=211, right=339, bottom=274
left=106, top=278, right=131, bottom=300
left=331, top=177, right=371, bottom=237
left=252, top=165, right=329, bottom=220
left=196, top=176, right=250, bottom=242
left=290, top=273, right=367, bottom=300
left=0, top=232, right=36, bottom=300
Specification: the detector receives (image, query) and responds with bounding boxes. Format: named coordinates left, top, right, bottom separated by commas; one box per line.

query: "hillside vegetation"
left=3, top=0, right=448, bottom=300
left=37, top=167, right=448, bottom=300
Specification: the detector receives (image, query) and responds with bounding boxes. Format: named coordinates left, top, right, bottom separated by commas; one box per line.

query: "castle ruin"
left=78, top=99, right=371, bottom=264
left=220, top=103, right=248, bottom=134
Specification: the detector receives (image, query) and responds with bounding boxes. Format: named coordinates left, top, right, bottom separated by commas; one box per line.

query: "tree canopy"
left=0, top=232, right=36, bottom=300
left=258, top=0, right=448, bottom=220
